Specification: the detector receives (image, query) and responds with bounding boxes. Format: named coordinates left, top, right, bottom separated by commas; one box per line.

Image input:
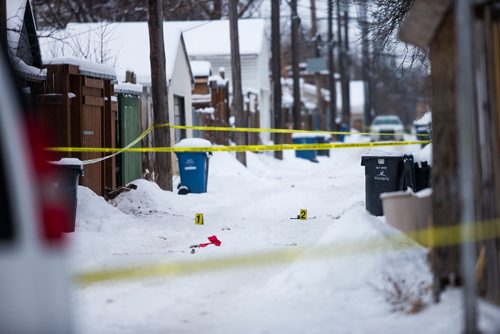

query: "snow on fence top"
left=114, top=82, right=144, bottom=95
left=191, top=61, right=212, bottom=77
left=44, top=57, right=117, bottom=80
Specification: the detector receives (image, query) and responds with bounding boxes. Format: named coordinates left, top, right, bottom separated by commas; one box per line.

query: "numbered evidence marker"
left=195, top=213, right=204, bottom=225
left=299, top=209, right=308, bottom=220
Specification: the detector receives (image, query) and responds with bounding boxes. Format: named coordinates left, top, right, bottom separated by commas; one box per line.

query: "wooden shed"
left=400, top=0, right=500, bottom=304
left=37, top=57, right=117, bottom=197
left=191, top=61, right=230, bottom=145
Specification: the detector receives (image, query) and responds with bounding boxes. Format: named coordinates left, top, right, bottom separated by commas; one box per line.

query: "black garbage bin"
left=361, top=155, right=415, bottom=216
left=51, top=159, right=83, bottom=232
left=414, top=161, right=431, bottom=191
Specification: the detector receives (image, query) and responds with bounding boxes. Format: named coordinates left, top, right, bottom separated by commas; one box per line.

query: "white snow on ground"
left=69, top=139, right=500, bottom=334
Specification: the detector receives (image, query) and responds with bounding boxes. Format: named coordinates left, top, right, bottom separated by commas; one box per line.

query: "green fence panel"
left=117, top=93, right=142, bottom=186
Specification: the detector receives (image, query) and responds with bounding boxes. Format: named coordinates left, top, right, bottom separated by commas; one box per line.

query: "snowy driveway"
left=70, top=146, right=500, bottom=333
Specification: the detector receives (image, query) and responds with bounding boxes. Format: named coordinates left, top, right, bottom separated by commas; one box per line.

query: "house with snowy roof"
left=6, top=0, right=46, bottom=91
left=39, top=22, right=195, bottom=145
left=165, top=19, right=271, bottom=144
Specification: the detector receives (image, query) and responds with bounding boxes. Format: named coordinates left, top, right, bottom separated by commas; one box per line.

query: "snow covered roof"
left=44, top=56, right=117, bottom=80
left=39, top=22, right=188, bottom=85
left=165, top=19, right=266, bottom=56
left=7, top=0, right=43, bottom=72
left=191, top=61, right=212, bottom=77
left=11, top=56, right=47, bottom=81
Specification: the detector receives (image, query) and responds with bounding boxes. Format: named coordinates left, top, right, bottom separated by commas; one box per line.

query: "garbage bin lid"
left=174, top=138, right=212, bottom=148
left=49, top=158, right=83, bottom=169
left=291, top=132, right=319, bottom=139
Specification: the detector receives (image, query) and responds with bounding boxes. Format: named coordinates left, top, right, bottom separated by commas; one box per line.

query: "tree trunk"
left=147, top=0, right=172, bottom=191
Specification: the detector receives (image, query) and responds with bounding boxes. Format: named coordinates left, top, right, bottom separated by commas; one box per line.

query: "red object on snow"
left=198, top=235, right=222, bottom=247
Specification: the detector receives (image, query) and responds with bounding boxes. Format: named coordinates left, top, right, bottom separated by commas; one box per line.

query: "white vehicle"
left=0, top=45, right=72, bottom=333
left=369, top=115, right=405, bottom=141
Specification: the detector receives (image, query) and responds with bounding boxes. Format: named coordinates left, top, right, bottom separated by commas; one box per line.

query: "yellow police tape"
left=50, top=140, right=431, bottom=154
left=47, top=123, right=431, bottom=155
left=167, top=123, right=431, bottom=138
left=75, top=218, right=499, bottom=285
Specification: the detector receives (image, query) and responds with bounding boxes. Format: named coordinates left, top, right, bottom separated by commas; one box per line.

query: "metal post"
left=455, top=0, right=478, bottom=332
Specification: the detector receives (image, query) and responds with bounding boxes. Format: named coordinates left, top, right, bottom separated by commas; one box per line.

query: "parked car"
left=369, top=115, right=405, bottom=141
left=0, top=44, right=72, bottom=333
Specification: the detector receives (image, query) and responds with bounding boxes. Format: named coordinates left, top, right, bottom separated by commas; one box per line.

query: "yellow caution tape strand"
left=50, top=140, right=431, bottom=154
left=165, top=123, right=431, bottom=138
left=75, top=218, right=500, bottom=285
left=60, top=123, right=430, bottom=164
left=81, top=124, right=156, bottom=165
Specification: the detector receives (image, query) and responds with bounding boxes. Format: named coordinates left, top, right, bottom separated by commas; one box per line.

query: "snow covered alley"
left=70, top=145, right=500, bottom=334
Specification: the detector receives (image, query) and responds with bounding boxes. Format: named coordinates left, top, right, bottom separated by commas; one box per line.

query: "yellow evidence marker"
left=299, top=209, right=307, bottom=220
left=195, top=213, right=204, bottom=225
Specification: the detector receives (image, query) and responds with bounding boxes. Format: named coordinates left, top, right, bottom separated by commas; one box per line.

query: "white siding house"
left=166, top=19, right=271, bottom=143
left=39, top=22, right=194, bottom=145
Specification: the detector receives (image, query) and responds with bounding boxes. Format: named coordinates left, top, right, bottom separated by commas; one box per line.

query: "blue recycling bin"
left=415, top=123, right=431, bottom=141
left=174, top=139, right=212, bottom=194
left=316, top=134, right=331, bottom=157
left=337, top=123, right=349, bottom=142
left=292, top=133, right=318, bottom=162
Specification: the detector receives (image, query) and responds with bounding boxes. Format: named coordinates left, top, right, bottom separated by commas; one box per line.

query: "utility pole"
left=310, top=0, right=318, bottom=38
left=291, top=0, right=301, bottom=130
left=272, top=0, right=283, bottom=160
left=229, top=0, right=246, bottom=166
left=455, top=0, right=478, bottom=332
left=336, top=0, right=343, bottom=130
left=147, top=0, right=172, bottom=191
left=341, top=0, right=351, bottom=129
left=359, top=0, right=371, bottom=128
left=314, top=35, right=325, bottom=130
left=310, top=0, right=324, bottom=130
left=327, top=0, right=337, bottom=132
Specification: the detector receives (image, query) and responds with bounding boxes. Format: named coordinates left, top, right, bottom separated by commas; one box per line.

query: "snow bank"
left=109, top=179, right=177, bottom=216
left=75, top=186, right=129, bottom=232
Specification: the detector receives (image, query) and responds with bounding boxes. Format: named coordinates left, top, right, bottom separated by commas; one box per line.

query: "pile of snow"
left=414, top=112, right=432, bottom=125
